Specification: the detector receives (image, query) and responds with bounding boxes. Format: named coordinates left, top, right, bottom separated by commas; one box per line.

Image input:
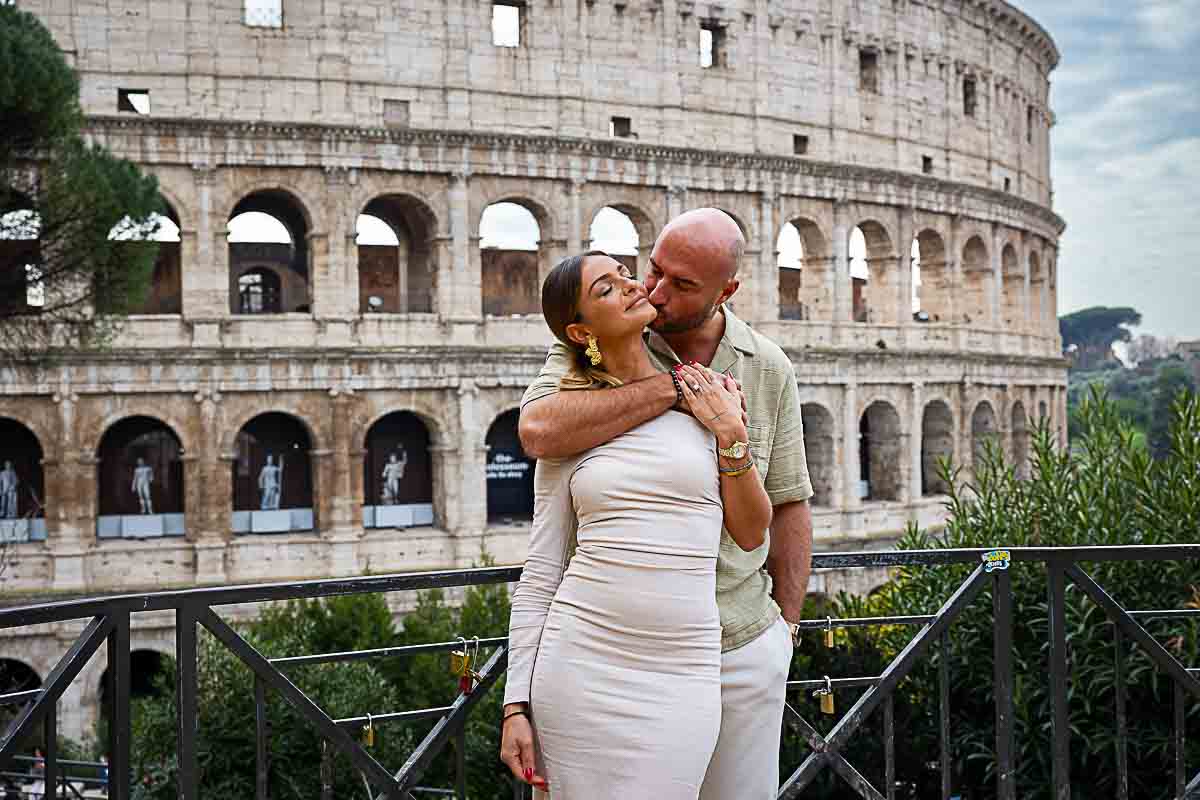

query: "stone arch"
left=585, top=199, right=658, bottom=274
left=921, top=400, right=955, bottom=495
left=777, top=217, right=831, bottom=321
left=850, top=219, right=898, bottom=324
left=1029, top=248, right=1047, bottom=333
left=88, top=405, right=195, bottom=459
left=479, top=199, right=547, bottom=316
left=111, top=197, right=184, bottom=315
left=98, top=648, right=172, bottom=730
left=221, top=405, right=328, bottom=456
left=588, top=204, right=647, bottom=275
left=0, top=417, right=46, bottom=528
left=227, top=187, right=313, bottom=314
left=485, top=408, right=535, bottom=522
left=1011, top=400, right=1031, bottom=479
left=1001, top=241, right=1024, bottom=330
left=363, top=411, right=435, bottom=529
left=0, top=658, right=41, bottom=732
left=971, top=400, right=998, bottom=477
left=95, top=416, right=186, bottom=537
left=961, top=235, right=991, bottom=325
left=232, top=411, right=315, bottom=533
left=859, top=400, right=902, bottom=501
left=357, top=193, right=439, bottom=313
left=913, top=228, right=950, bottom=323
left=800, top=403, right=835, bottom=507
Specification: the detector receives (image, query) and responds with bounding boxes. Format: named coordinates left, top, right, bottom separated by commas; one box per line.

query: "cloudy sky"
left=1020, top=0, right=1200, bottom=338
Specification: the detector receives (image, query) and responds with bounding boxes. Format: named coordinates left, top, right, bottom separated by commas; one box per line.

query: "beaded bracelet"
left=718, top=456, right=756, bottom=477
left=668, top=365, right=685, bottom=406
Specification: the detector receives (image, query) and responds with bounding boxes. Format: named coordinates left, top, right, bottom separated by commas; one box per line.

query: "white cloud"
left=1136, top=0, right=1200, bottom=50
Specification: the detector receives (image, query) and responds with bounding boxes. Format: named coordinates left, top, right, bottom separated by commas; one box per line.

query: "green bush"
left=783, top=389, right=1200, bottom=798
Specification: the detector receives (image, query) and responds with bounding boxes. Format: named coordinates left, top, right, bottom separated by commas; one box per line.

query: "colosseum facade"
left=1, top=0, right=1065, bottom=741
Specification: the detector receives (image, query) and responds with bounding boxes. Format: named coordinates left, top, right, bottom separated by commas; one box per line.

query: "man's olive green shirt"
left=520, top=307, right=813, bottom=652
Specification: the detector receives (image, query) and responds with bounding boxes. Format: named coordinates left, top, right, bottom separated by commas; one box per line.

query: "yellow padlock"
left=361, top=713, right=376, bottom=748
left=824, top=617, right=835, bottom=649
left=813, top=676, right=835, bottom=716
left=449, top=636, right=470, bottom=677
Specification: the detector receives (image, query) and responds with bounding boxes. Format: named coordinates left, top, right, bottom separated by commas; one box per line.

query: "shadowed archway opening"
left=801, top=403, right=835, bottom=507
left=921, top=400, right=954, bottom=496
left=486, top=410, right=535, bottom=522
left=1011, top=401, right=1030, bottom=480
left=96, top=416, right=185, bottom=540
left=961, top=235, right=990, bottom=325
left=971, top=401, right=998, bottom=481
left=0, top=418, right=45, bottom=540
left=232, top=412, right=314, bottom=534
left=228, top=190, right=311, bottom=314
left=363, top=411, right=435, bottom=529
left=859, top=401, right=902, bottom=501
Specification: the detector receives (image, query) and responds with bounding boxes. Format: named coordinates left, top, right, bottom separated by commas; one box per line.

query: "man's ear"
left=564, top=322, right=592, bottom=347
left=717, top=278, right=740, bottom=307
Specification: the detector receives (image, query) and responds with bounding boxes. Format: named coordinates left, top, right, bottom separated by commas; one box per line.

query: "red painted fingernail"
left=524, top=767, right=532, bottom=781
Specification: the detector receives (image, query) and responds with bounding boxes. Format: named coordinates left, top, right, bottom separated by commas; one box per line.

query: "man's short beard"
left=649, top=301, right=719, bottom=335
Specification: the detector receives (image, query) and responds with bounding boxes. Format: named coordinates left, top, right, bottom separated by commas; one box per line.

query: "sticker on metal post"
left=981, top=549, right=1011, bottom=573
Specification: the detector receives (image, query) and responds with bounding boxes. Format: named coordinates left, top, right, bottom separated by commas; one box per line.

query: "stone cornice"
left=85, top=116, right=1067, bottom=235
left=982, top=0, right=1061, bottom=70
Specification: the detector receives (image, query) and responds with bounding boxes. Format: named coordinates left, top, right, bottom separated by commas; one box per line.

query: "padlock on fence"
left=812, top=676, right=835, bottom=716
left=824, top=616, right=835, bottom=649
left=361, top=713, right=376, bottom=748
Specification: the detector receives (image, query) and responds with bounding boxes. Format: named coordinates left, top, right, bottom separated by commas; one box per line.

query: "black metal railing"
left=1, top=545, right=1199, bottom=799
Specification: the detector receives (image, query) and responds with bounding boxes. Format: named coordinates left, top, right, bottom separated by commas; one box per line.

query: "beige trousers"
left=699, top=616, right=794, bottom=800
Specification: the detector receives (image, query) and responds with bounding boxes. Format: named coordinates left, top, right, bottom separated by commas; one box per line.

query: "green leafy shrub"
left=782, top=389, right=1200, bottom=798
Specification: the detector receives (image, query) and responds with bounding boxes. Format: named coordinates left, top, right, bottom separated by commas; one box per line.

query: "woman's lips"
left=627, top=296, right=648, bottom=311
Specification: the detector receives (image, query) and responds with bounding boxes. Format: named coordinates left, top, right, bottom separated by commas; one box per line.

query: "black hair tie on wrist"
left=503, top=709, right=531, bottom=722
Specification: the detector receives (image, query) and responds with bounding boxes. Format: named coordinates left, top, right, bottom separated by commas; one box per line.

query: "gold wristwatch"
left=717, top=440, right=748, bottom=460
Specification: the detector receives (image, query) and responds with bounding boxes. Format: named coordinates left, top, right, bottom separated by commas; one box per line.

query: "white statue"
left=381, top=449, right=408, bottom=505
left=258, top=454, right=282, bottom=511
left=132, top=457, right=154, bottom=515
left=0, top=460, right=19, bottom=519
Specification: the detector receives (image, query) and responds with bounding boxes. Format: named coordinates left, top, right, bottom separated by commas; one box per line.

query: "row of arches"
left=0, top=409, right=532, bottom=538
left=776, top=219, right=1053, bottom=327
left=2, top=393, right=1048, bottom=542
left=4, top=185, right=1055, bottom=331
left=802, top=397, right=1044, bottom=507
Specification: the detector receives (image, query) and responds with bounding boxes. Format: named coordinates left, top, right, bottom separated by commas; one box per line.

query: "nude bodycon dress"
left=505, top=411, right=724, bottom=799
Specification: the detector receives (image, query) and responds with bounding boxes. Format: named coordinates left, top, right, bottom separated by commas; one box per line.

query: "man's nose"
left=648, top=279, right=667, bottom=304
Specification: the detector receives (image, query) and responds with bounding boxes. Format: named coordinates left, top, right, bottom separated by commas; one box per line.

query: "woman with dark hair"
left=501, top=252, right=773, bottom=797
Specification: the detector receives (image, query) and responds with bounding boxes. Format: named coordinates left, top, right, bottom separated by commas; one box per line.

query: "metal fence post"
left=108, top=611, right=131, bottom=800
left=1047, top=563, right=1070, bottom=800
left=176, top=606, right=199, bottom=800
left=992, top=568, right=1015, bottom=800
left=255, top=675, right=269, bottom=800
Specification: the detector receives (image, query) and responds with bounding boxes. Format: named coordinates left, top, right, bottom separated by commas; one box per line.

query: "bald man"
left=508, top=208, right=814, bottom=798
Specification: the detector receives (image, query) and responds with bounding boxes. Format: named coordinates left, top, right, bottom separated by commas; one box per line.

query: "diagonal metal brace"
left=0, top=615, right=113, bottom=767
left=784, top=705, right=884, bottom=799
left=1066, top=565, right=1200, bottom=701
left=779, top=564, right=988, bottom=799
left=197, top=608, right=404, bottom=796
left=387, top=645, right=509, bottom=798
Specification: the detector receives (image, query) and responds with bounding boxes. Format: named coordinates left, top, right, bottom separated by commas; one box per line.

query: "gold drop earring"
left=585, top=334, right=602, bottom=366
